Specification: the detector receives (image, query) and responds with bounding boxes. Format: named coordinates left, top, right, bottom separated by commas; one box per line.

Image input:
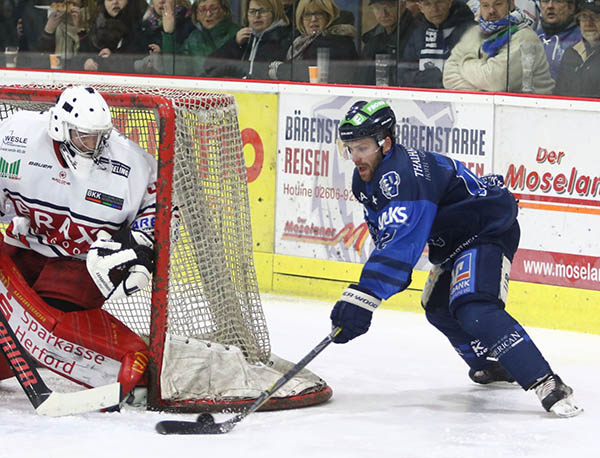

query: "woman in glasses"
left=161, top=0, right=241, bottom=76
left=205, top=0, right=292, bottom=79
left=268, top=0, right=358, bottom=83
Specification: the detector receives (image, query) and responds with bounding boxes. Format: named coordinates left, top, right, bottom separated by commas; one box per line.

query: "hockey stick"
left=0, top=310, right=122, bottom=417
left=155, top=327, right=341, bottom=435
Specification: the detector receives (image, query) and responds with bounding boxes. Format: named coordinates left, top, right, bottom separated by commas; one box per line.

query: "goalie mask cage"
left=0, top=84, right=331, bottom=412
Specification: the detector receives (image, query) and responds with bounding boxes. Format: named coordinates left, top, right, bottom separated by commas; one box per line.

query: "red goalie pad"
left=0, top=244, right=105, bottom=310
left=0, top=247, right=148, bottom=395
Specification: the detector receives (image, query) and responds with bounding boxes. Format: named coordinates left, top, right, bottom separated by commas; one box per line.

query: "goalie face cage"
left=0, top=85, right=331, bottom=412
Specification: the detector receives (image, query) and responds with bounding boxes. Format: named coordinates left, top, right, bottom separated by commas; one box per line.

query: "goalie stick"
left=0, top=310, right=122, bottom=417
left=155, top=327, right=341, bottom=435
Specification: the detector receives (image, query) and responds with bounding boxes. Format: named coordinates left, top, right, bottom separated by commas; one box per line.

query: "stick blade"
left=35, top=382, right=121, bottom=417
left=155, top=414, right=229, bottom=435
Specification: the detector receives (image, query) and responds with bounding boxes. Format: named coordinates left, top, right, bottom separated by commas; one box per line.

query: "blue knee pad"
left=455, top=302, right=551, bottom=388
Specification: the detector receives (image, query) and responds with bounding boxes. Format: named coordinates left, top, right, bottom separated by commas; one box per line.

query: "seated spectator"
left=443, top=0, right=554, bottom=93
left=554, top=0, right=600, bottom=97
left=468, top=0, right=540, bottom=27
left=281, top=0, right=351, bottom=28
left=38, top=0, right=88, bottom=63
left=161, top=0, right=241, bottom=76
left=205, top=0, right=292, bottom=79
left=537, top=0, right=581, bottom=79
left=135, top=0, right=194, bottom=73
left=400, top=0, right=475, bottom=88
left=268, top=0, right=358, bottom=83
left=359, top=0, right=415, bottom=85
left=75, top=0, right=147, bottom=73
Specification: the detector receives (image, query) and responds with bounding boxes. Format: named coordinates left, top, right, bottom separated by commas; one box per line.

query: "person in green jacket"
left=161, top=0, right=241, bottom=76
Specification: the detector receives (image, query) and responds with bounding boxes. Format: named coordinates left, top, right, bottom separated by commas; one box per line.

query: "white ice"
left=1, top=293, right=597, bottom=458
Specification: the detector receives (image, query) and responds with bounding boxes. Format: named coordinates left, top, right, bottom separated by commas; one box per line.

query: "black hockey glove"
left=330, top=285, right=381, bottom=344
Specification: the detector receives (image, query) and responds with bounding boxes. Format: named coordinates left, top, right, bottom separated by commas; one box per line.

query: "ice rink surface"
left=1, top=293, right=597, bottom=458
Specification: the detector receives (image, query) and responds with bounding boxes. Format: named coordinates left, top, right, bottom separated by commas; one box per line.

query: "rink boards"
left=0, top=70, right=598, bottom=335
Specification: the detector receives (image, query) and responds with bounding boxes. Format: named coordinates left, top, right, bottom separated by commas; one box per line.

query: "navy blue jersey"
left=353, top=144, right=518, bottom=300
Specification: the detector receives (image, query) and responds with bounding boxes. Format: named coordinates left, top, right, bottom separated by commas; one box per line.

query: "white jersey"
left=0, top=110, right=157, bottom=259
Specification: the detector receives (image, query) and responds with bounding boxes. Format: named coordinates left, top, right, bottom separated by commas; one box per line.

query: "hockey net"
left=0, top=84, right=331, bottom=412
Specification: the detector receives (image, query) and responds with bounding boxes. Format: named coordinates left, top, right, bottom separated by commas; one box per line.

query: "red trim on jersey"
left=53, top=140, right=68, bottom=168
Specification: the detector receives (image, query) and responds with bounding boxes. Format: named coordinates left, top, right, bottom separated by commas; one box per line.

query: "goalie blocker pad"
left=0, top=250, right=148, bottom=397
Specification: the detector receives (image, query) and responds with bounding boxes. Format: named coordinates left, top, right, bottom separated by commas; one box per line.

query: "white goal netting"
left=0, top=83, right=330, bottom=411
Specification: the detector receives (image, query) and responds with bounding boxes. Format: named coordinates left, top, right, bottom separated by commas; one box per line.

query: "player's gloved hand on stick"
left=87, top=229, right=154, bottom=300
left=330, top=284, right=381, bottom=343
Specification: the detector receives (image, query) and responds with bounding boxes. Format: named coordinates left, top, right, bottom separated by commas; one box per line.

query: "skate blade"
left=550, top=396, right=583, bottom=418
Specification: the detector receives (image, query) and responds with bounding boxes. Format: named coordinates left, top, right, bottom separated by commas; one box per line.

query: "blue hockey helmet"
left=339, top=100, right=396, bottom=144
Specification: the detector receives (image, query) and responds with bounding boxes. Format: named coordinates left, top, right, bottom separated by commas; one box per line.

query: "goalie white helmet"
left=48, top=86, right=113, bottom=180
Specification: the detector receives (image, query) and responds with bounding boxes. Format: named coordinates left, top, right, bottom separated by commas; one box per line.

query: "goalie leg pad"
left=51, top=309, right=149, bottom=390
left=0, top=251, right=148, bottom=392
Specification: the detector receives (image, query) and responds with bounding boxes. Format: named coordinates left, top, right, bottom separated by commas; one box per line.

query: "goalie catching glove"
left=87, top=228, right=154, bottom=300
left=330, top=285, right=381, bottom=343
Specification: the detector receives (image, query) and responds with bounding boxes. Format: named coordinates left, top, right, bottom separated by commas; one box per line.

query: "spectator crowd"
left=0, top=0, right=598, bottom=97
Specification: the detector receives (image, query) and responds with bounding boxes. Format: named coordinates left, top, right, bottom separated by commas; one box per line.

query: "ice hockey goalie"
left=0, top=86, right=156, bottom=403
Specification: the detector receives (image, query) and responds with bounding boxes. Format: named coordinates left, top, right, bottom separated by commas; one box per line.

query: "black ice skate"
left=469, top=360, right=515, bottom=384
left=533, top=373, right=583, bottom=418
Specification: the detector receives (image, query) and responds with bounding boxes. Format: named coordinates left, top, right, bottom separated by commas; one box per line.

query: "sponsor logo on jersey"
left=379, top=171, right=401, bottom=199
left=450, top=249, right=476, bottom=302
left=0, top=157, right=21, bottom=180
left=85, top=190, right=124, bottom=210
left=377, top=205, right=408, bottom=230
left=2, top=134, right=28, bottom=146
left=0, top=131, right=28, bottom=155
left=1, top=131, right=28, bottom=153
left=52, top=170, right=71, bottom=186
left=7, top=198, right=111, bottom=256
left=407, top=148, right=426, bottom=178
left=28, top=160, right=53, bottom=170
left=132, top=216, right=155, bottom=231
left=99, top=158, right=130, bottom=178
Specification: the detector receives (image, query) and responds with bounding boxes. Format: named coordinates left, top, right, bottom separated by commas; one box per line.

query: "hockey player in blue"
left=330, top=100, right=583, bottom=418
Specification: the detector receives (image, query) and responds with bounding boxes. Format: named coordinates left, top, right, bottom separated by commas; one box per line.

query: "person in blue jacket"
left=330, top=99, right=582, bottom=418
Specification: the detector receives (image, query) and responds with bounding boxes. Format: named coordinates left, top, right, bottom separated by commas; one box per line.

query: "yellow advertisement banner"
left=232, top=92, right=278, bottom=254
